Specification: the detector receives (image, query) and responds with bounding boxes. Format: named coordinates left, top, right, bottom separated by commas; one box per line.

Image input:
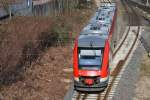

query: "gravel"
left=112, top=25, right=150, bottom=100
left=112, top=41, right=145, bottom=100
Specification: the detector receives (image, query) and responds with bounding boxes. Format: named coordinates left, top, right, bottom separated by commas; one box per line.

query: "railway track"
left=64, top=0, right=141, bottom=100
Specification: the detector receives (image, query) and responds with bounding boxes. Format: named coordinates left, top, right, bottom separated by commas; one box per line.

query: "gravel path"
left=112, top=41, right=144, bottom=100
left=141, top=27, right=150, bottom=53
left=133, top=26, right=150, bottom=100
left=111, top=25, right=150, bottom=100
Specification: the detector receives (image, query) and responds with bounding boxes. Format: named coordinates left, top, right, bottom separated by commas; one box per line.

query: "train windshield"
left=78, top=48, right=103, bottom=70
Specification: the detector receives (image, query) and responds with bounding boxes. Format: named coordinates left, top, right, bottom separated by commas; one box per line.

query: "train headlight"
left=100, top=76, right=109, bottom=82
left=74, top=77, right=79, bottom=82
left=148, top=52, right=150, bottom=57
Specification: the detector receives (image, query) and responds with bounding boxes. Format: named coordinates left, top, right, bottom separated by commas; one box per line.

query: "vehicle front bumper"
left=74, top=79, right=108, bottom=92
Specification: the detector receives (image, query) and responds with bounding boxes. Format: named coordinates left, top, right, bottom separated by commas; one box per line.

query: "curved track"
left=66, top=0, right=141, bottom=100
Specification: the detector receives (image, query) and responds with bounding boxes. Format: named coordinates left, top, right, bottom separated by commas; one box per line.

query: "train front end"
left=73, top=34, right=110, bottom=92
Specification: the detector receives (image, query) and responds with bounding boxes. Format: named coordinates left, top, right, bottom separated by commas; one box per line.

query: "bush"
left=0, top=17, right=55, bottom=85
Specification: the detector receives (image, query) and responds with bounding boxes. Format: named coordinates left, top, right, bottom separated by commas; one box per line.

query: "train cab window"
left=103, top=24, right=108, bottom=27
left=98, top=18, right=102, bottom=20
left=90, top=26, right=100, bottom=30
left=98, top=17, right=105, bottom=20
left=78, top=48, right=103, bottom=70
left=103, top=24, right=106, bottom=27
left=103, top=7, right=108, bottom=9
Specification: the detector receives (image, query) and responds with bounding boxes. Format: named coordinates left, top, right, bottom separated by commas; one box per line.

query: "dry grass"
left=0, top=46, right=73, bottom=100
left=0, top=5, right=96, bottom=85
left=0, top=3, right=96, bottom=99
left=0, top=16, right=54, bottom=85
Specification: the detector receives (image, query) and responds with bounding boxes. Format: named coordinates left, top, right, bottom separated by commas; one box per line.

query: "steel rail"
left=103, top=0, right=140, bottom=99
left=69, top=0, right=141, bottom=100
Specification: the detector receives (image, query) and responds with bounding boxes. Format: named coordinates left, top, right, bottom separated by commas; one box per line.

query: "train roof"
left=81, top=22, right=109, bottom=35
left=78, top=34, right=106, bottom=48
left=100, top=2, right=116, bottom=7
left=78, top=2, right=116, bottom=48
left=82, top=3, right=116, bottom=34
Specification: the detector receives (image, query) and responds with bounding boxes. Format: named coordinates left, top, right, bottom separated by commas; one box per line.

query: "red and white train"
left=73, top=2, right=117, bottom=91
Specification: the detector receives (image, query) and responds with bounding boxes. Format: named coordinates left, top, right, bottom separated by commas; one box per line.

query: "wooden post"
left=9, top=5, right=12, bottom=20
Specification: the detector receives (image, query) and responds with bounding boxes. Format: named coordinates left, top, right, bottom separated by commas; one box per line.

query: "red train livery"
left=73, top=2, right=117, bottom=91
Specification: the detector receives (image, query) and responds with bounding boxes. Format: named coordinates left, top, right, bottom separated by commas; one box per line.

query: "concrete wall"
left=0, top=8, right=8, bottom=18
left=11, top=0, right=33, bottom=16
left=0, top=0, right=33, bottom=18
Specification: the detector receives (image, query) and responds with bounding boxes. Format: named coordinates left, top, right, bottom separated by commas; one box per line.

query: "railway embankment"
left=133, top=26, right=150, bottom=100
left=0, top=2, right=96, bottom=100
left=112, top=37, right=144, bottom=100
left=112, top=25, right=150, bottom=100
